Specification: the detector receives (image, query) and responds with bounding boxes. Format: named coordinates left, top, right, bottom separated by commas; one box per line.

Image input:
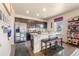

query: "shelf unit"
left=67, top=18, right=79, bottom=46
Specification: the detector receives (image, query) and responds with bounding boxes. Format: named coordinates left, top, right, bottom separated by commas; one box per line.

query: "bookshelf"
left=67, top=17, right=79, bottom=46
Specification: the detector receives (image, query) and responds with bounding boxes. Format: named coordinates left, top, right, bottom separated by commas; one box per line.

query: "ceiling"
left=12, top=3, right=79, bottom=20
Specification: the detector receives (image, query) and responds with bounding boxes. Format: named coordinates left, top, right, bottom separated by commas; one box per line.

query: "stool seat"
left=41, top=37, right=63, bottom=55
left=41, top=39, right=50, bottom=43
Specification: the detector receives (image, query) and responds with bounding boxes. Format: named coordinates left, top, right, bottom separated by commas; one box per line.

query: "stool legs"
left=41, top=41, right=47, bottom=55
left=61, top=38, right=63, bottom=47
left=45, top=43, right=47, bottom=55
left=41, top=41, right=42, bottom=51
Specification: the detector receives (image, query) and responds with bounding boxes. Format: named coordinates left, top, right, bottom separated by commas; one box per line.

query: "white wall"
left=9, top=12, right=15, bottom=45
left=0, top=4, right=15, bottom=56
left=47, top=8, right=79, bottom=42
left=0, top=21, right=11, bottom=56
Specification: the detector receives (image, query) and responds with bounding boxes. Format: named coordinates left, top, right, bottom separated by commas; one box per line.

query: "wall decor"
left=3, top=26, right=8, bottom=33
left=7, top=25, right=12, bottom=38
left=2, top=23, right=9, bottom=33
left=2, top=11, right=10, bottom=34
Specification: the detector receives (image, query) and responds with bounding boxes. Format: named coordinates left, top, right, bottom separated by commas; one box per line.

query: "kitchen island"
left=31, top=32, right=62, bottom=53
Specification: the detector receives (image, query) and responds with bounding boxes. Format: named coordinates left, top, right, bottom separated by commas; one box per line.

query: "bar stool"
left=41, top=39, right=50, bottom=55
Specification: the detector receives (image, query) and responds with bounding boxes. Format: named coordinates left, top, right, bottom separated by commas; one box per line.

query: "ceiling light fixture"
left=26, top=10, right=30, bottom=14
left=42, top=8, right=46, bottom=12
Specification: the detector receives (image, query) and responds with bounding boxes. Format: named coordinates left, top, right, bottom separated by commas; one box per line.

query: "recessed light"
left=42, top=8, right=46, bottom=12
left=26, top=10, right=30, bottom=14
left=36, top=13, right=39, bottom=16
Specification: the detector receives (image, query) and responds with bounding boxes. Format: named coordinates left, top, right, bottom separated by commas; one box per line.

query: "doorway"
left=14, top=17, right=32, bottom=56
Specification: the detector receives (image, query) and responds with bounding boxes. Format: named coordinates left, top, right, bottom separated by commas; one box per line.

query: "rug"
left=14, top=43, right=30, bottom=56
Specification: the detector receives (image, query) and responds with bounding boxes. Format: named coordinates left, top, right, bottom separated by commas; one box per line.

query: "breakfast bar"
left=41, top=37, right=63, bottom=55
left=31, top=32, right=63, bottom=54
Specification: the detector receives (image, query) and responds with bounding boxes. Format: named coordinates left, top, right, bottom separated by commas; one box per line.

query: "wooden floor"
left=10, top=45, right=16, bottom=56
left=53, top=43, right=78, bottom=56
left=27, top=47, right=45, bottom=56
left=27, top=43, right=79, bottom=56
left=10, top=43, right=79, bottom=56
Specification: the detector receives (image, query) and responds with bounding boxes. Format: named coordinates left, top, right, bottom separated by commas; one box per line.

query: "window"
left=54, top=21, right=63, bottom=32
left=54, top=17, right=63, bottom=37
